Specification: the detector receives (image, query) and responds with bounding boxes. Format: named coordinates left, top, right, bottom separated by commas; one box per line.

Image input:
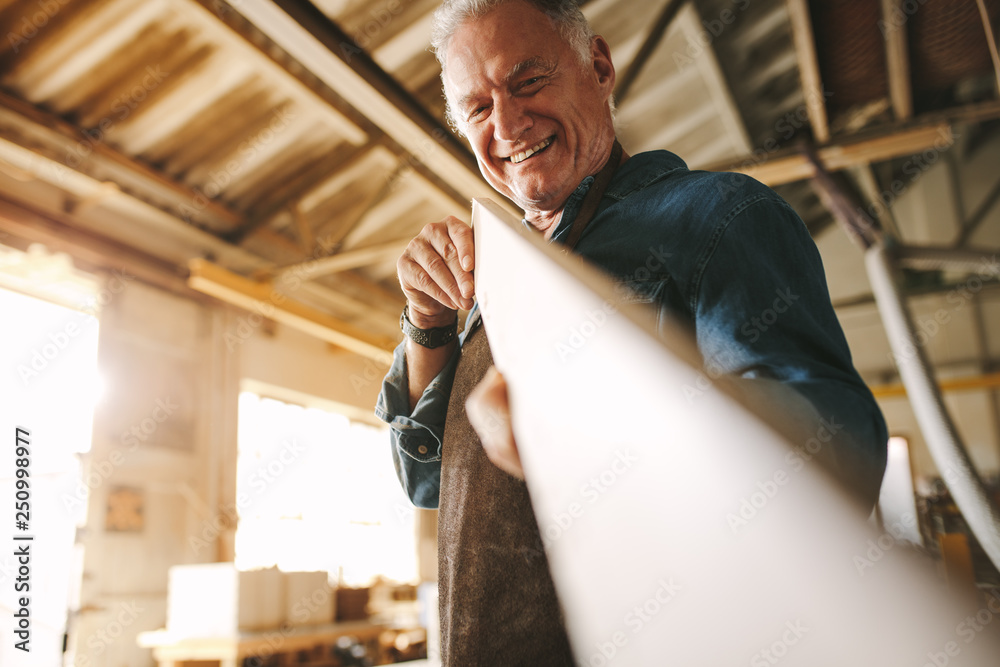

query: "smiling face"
left=442, top=1, right=616, bottom=225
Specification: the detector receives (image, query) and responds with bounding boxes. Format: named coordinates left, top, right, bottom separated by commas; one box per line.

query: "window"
left=235, top=391, right=418, bottom=585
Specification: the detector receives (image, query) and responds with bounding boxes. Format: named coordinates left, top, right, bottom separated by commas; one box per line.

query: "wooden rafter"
left=0, top=197, right=199, bottom=299
left=272, top=238, right=411, bottom=282
left=976, top=0, right=1000, bottom=93
left=226, top=0, right=511, bottom=221
left=614, top=0, right=687, bottom=105
left=785, top=0, right=829, bottom=144
left=709, top=123, right=954, bottom=186
left=0, top=90, right=245, bottom=233
left=880, top=0, right=913, bottom=121
left=187, top=258, right=397, bottom=363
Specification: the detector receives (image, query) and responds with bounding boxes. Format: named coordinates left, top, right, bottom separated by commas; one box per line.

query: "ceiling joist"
left=712, top=122, right=953, bottom=185
left=226, top=0, right=513, bottom=220
left=785, top=0, right=830, bottom=144
left=880, top=0, right=913, bottom=121
left=188, top=258, right=397, bottom=363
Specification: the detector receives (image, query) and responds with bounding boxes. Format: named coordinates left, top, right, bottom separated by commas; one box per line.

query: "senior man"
left=376, top=1, right=888, bottom=664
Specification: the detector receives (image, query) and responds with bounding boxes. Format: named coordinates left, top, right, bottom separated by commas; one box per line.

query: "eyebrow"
left=507, top=56, right=556, bottom=82
left=455, top=56, right=557, bottom=114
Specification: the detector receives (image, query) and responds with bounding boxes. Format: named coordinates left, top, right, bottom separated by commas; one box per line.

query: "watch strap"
left=400, top=305, right=458, bottom=349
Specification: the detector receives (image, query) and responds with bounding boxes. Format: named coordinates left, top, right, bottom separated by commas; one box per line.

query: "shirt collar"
left=516, top=149, right=690, bottom=241
left=518, top=174, right=596, bottom=244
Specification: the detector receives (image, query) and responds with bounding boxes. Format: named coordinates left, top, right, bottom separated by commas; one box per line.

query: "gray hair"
left=431, top=0, right=595, bottom=129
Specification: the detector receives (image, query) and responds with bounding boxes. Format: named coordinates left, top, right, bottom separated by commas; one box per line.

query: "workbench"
left=137, top=620, right=386, bottom=667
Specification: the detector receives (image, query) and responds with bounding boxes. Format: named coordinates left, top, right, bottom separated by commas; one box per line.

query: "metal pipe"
left=866, top=242, right=1000, bottom=570
left=893, top=245, right=1000, bottom=275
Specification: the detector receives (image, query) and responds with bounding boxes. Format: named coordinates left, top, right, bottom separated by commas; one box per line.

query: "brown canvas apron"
left=438, top=141, right=624, bottom=666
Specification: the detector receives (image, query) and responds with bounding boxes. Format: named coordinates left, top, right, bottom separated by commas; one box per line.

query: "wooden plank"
left=0, top=197, right=198, bottom=299
left=187, top=258, right=396, bottom=363
left=880, top=0, right=913, bottom=121
left=975, top=0, right=1000, bottom=93
left=709, top=122, right=954, bottom=185
left=273, top=238, right=410, bottom=281
left=0, top=90, right=245, bottom=233
left=471, top=196, right=1000, bottom=666
left=613, top=0, right=686, bottom=105
left=785, top=0, right=829, bottom=143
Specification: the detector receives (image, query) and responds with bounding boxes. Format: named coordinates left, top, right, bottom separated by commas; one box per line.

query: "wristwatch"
left=400, top=304, right=458, bottom=348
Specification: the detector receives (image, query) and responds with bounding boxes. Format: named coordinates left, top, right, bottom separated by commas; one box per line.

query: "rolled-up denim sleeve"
left=375, top=338, right=460, bottom=509
left=691, top=194, right=888, bottom=508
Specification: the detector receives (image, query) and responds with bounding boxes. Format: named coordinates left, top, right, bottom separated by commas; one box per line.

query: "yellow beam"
left=870, top=371, right=1000, bottom=399
left=187, top=258, right=396, bottom=364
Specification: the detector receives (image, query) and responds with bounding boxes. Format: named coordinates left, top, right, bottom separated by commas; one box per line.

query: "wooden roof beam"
left=785, top=0, right=829, bottom=144
left=226, top=0, right=510, bottom=217
left=271, top=238, right=411, bottom=282
left=0, top=90, right=246, bottom=233
left=880, top=0, right=913, bottom=121
left=709, top=122, right=955, bottom=186
left=187, top=258, right=397, bottom=364
left=613, top=0, right=687, bottom=105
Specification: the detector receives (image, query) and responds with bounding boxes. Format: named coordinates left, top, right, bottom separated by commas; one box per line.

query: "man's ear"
left=591, top=35, right=615, bottom=95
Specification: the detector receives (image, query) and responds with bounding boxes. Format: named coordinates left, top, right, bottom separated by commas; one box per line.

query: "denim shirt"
left=375, top=150, right=888, bottom=510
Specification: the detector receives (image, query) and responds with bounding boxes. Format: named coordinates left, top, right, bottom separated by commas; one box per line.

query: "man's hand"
left=467, top=366, right=524, bottom=479
left=397, top=216, right=475, bottom=327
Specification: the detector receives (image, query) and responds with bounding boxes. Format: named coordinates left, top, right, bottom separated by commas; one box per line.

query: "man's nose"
left=493, top=95, right=531, bottom=143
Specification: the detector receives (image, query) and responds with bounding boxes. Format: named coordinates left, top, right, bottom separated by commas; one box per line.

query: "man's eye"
left=468, top=106, right=488, bottom=121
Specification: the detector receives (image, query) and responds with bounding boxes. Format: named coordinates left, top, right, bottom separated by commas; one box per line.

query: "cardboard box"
left=283, top=570, right=335, bottom=627
left=166, top=564, right=285, bottom=637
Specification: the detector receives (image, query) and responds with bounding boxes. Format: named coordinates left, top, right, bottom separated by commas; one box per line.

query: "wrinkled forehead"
left=441, top=9, right=568, bottom=98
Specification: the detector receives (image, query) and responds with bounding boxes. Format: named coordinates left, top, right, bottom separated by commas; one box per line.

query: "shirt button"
left=417, top=445, right=428, bottom=454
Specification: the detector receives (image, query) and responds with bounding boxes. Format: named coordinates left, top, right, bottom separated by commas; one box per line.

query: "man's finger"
left=398, top=255, right=460, bottom=312
left=467, top=368, right=523, bottom=479
left=445, top=216, right=476, bottom=273
left=409, top=225, right=474, bottom=310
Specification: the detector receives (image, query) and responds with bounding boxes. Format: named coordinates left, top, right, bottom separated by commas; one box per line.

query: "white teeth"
left=510, top=137, right=553, bottom=164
